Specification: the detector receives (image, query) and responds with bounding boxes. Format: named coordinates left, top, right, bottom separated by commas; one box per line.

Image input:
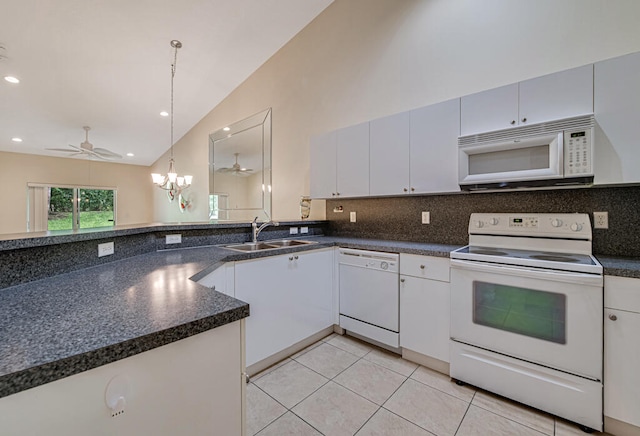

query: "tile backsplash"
left=325, top=185, right=640, bottom=256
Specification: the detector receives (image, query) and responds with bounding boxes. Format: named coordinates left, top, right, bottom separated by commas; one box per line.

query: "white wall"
left=152, top=0, right=640, bottom=223
left=0, top=151, right=153, bottom=234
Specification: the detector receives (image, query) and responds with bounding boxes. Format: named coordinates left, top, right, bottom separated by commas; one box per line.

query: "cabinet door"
left=594, top=51, right=640, bottom=184
left=369, top=112, right=410, bottom=195
left=235, top=250, right=333, bottom=367
left=410, top=99, right=460, bottom=194
left=604, top=308, right=640, bottom=427
left=460, top=83, right=518, bottom=136
left=336, top=122, right=369, bottom=197
left=519, top=64, right=593, bottom=126
left=400, top=275, right=450, bottom=363
left=310, top=130, right=337, bottom=198
left=196, top=262, right=235, bottom=297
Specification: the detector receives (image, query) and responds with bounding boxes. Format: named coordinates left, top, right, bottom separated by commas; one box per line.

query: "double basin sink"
left=224, top=239, right=318, bottom=252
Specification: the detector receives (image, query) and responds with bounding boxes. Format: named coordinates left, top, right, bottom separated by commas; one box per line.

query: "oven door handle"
left=450, top=259, right=603, bottom=286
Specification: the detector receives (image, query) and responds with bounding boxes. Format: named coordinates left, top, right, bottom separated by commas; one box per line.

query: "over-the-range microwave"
left=458, top=115, right=594, bottom=190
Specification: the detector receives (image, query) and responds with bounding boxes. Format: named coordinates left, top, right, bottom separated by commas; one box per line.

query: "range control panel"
left=469, top=213, right=592, bottom=239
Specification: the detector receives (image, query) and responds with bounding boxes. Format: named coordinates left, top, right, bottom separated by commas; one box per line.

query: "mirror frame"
left=209, top=108, right=272, bottom=221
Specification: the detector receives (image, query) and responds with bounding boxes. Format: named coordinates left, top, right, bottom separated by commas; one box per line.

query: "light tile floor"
left=248, top=334, right=610, bottom=436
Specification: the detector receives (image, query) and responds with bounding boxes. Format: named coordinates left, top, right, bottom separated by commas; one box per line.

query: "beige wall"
left=0, top=151, right=153, bottom=234
left=153, top=0, right=640, bottom=223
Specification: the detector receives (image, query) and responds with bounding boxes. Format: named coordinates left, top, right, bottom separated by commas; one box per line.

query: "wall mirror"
left=209, top=108, right=272, bottom=221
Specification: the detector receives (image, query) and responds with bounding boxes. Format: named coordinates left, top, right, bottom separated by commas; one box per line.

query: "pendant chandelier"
left=151, top=40, right=192, bottom=200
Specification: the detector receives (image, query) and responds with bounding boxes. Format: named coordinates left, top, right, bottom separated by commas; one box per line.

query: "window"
left=28, top=184, right=116, bottom=232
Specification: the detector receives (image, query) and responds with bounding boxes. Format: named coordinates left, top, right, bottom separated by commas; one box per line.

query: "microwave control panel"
left=564, top=129, right=593, bottom=176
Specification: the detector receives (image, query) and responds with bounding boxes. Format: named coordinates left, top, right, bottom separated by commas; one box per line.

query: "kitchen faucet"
left=251, top=217, right=280, bottom=243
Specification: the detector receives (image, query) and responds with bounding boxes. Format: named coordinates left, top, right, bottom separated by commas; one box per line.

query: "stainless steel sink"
left=223, top=239, right=317, bottom=252
left=265, top=239, right=316, bottom=247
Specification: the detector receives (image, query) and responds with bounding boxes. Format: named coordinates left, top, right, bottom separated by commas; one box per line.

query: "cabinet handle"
left=403, top=188, right=408, bottom=192
left=420, top=265, right=425, bottom=270
left=289, top=256, right=294, bottom=261
left=609, top=314, right=617, bottom=321
left=294, top=255, right=299, bottom=260
left=400, top=278, right=405, bottom=283
left=510, top=120, right=516, bottom=125
left=336, top=192, right=340, bottom=196
left=411, top=187, right=415, bottom=192
left=332, top=193, right=336, bottom=196
left=521, top=117, right=527, bottom=123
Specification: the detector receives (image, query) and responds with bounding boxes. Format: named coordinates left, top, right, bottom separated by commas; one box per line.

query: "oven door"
left=450, top=259, right=603, bottom=380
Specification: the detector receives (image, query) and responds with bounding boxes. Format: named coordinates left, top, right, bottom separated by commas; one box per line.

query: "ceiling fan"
left=47, top=126, right=122, bottom=160
left=216, top=152, right=253, bottom=175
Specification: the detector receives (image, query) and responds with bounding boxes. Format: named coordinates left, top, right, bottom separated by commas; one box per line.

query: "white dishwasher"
left=339, top=248, right=400, bottom=348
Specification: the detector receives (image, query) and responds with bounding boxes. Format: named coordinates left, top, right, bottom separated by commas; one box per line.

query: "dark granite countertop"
left=2, top=233, right=635, bottom=400
left=595, top=255, right=640, bottom=279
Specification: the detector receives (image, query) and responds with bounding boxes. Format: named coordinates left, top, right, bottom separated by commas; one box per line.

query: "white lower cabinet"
left=604, top=275, right=640, bottom=435
left=399, top=254, right=450, bottom=365
left=235, top=249, right=334, bottom=369
left=196, top=262, right=235, bottom=297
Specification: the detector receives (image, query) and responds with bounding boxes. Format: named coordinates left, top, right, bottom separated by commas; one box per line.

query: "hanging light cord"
left=169, top=40, right=181, bottom=160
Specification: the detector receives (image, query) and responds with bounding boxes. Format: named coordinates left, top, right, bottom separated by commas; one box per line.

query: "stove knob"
left=489, top=218, right=499, bottom=225
left=551, top=219, right=563, bottom=228
left=570, top=222, right=583, bottom=232
left=474, top=221, right=484, bottom=228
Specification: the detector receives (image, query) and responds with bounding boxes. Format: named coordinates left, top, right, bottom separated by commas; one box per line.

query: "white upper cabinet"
left=461, top=83, right=519, bottom=136
left=336, top=122, right=370, bottom=197
left=309, top=122, right=369, bottom=198
left=594, top=51, right=640, bottom=185
left=310, top=130, right=337, bottom=198
left=461, top=65, right=593, bottom=136
left=519, top=64, right=593, bottom=125
left=410, top=98, right=461, bottom=194
left=370, top=112, right=410, bottom=196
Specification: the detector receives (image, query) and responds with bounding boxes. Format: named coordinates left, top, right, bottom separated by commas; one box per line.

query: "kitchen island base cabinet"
left=399, top=254, right=450, bottom=372
left=0, top=320, right=245, bottom=436
left=235, top=248, right=334, bottom=374
left=604, top=275, right=640, bottom=436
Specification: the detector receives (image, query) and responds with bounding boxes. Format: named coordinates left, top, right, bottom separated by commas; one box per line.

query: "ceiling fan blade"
left=46, top=148, right=79, bottom=153
left=93, top=148, right=122, bottom=159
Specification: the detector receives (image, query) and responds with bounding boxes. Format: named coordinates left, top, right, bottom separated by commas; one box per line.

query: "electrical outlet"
left=593, top=212, right=608, bottom=229
left=422, top=211, right=430, bottom=224
left=350, top=211, right=356, bottom=223
left=290, top=227, right=299, bottom=235
left=300, top=227, right=309, bottom=234
left=166, top=234, right=182, bottom=244
left=98, top=242, right=114, bottom=257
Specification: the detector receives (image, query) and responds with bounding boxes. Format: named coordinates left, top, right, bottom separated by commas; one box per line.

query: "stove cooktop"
left=451, top=245, right=603, bottom=274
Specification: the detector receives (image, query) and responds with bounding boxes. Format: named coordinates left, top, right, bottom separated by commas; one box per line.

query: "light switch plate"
left=166, top=234, right=182, bottom=244
left=350, top=212, right=356, bottom=223
left=290, top=227, right=299, bottom=235
left=422, top=211, right=430, bottom=224
left=98, top=242, right=114, bottom=257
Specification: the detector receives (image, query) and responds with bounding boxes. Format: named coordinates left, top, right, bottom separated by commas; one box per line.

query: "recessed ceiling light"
left=160, top=111, right=169, bottom=117
left=126, top=152, right=134, bottom=157
left=4, top=76, right=20, bottom=84
left=223, top=127, right=230, bottom=131
left=11, top=137, right=23, bottom=142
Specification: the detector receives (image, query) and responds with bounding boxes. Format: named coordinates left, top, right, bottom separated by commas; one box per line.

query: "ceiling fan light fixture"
left=151, top=40, right=192, bottom=200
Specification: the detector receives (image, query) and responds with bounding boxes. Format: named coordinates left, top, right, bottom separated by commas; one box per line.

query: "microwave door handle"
left=450, top=259, right=602, bottom=286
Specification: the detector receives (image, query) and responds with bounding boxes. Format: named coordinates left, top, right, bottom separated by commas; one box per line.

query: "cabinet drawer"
left=605, top=276, right=640, bottom=313
left=400, top=254, right=450, bottom=282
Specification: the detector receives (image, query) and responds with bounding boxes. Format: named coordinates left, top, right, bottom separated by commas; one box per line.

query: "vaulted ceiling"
left=0, top=0, right=333, bottom=165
